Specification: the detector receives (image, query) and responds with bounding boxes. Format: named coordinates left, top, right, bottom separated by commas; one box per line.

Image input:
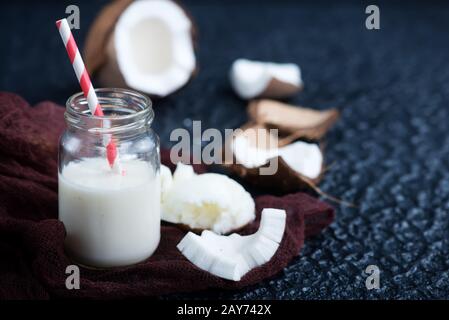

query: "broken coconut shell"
left=261, top=77, right=303, bottom=99
left=248, top=99, right=339, bottom=141
left=221, top=123, right=326, bottom=194
left=225, top=154, right=323, bottom=194
left=84, top=0, right=197, bottom=98
left=230, top=59, right=303, bottom=100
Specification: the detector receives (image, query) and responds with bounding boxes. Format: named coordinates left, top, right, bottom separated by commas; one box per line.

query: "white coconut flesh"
left=114, top=0, right=195, bottom=96
left=233, top=136, right=323, bottom=179
left=160, top=164, right=173, bottom=200
left=177, top=208, right=287, bottom=281
left=161, top=163, right=255, bottom=234
left=230, top=59, right=302, bottom=99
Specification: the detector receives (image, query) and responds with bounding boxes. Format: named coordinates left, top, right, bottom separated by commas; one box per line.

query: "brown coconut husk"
left=221, top=122, right=324, bottom=193
left=220, top=122, right=355, bottom=206
left=248, top=99, right=340, bottom=141
left=83, top=0, right=198, bottom=98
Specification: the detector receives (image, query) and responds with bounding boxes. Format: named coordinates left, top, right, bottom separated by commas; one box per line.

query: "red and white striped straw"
left=56, top=18, right=119, bottom=170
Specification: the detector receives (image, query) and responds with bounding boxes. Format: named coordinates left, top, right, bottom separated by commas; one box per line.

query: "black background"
left=1, top=0, right=449, bottom=299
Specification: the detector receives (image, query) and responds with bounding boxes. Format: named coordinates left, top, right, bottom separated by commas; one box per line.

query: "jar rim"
left=66, top=88, right=153, bottom=122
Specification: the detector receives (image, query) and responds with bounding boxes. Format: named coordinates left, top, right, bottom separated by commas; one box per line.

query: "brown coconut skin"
left=247, top=100, right=340, bottom=141
left=220, top=121, right=328, bottom=194
left=258, top=78, right=304, bottom=99
left=96, top=34, right=128, bottom=89
left=84, top=0, right=133, bottom=74
left=83, top=0, right=198, bottom=99
left=223, top=148, right=325, bottom=194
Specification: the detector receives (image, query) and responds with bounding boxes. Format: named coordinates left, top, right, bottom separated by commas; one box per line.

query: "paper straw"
left=56, top=19, right=120, bottom=171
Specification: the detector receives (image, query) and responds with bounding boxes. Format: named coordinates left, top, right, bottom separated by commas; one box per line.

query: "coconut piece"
left=248, top=99, right=339, bottom=140
left=84, top=0, right=196, bottom=98
left=177, top=208, right=286, bottom=281
left=221, top=123, right=325, bottom=193
left=230, top=59, right=303, bottom=99
left=233, top=135, right=323, bottom=179
left=225, top=155, right=322, bottom=193
left=161, top=163, right=255, bottom=234
left=160, top=164, right=173, bottom=199
left=172, top=162, right=195, bottom=182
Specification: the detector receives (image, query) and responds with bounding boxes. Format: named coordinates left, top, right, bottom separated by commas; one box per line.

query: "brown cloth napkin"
left=0, top=92, right=335, bottom=299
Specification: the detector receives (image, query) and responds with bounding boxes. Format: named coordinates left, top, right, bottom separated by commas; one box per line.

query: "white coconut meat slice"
left=177, top=208, right=287, bottom=281
left=278, top=141, right=322, bottom=179
left=177, top=232, right=242, bottom=281
left=230, top=59, right=303, bottom=99
left=232, top=135, right=323, bottom=179
left=112, top=0, right=196, bottom=97
left=161, top=163, right=255, bottom=234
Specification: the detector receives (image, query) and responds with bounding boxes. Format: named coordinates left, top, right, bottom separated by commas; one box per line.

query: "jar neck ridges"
left=65, top=88, right=153, bottom=136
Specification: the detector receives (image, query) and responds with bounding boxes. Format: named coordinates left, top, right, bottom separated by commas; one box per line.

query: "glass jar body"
left=58, top=89, right=160, bottom=268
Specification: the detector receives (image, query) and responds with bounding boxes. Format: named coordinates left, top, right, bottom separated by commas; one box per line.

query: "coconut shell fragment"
left=84, top=0, right=197, bottom=98
left=220, top=98, right=340, bottom=193
left=225, top=154, right=322, bottom=194
left=248, top=99, right=339, bottom=141
left=221, top=123, right=326, bottom=193
left=261, top=77, right=303, bottom=99
left=230, top=59, right=303, bottom=100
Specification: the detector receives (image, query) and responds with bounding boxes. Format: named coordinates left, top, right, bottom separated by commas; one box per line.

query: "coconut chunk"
left=86, top=0, right=196, bottom=97
left=232, top=135, right=323, bottom=179
left=177, top=208, right=286, bottom=281
left=172, top=162, right=195, bottom=182
left=114, top=0, right=195, bottom=96
left=248, top=100, right=340, bottom=140
left=160, top=164, right=173, bottom=199
left=230, top=59, right=303, bottom=99
left=161, top=163, right=255, bottom=234
left=177, top=232, right=241, bottom=281
left=278, top=141, right=323, bottom=179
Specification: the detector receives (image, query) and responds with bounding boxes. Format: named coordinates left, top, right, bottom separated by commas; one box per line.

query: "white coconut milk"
left=58, top=158, right=160, bottom=268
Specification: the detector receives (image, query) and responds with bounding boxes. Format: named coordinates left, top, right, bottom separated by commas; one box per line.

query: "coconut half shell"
left=220, top=98, right=340, bottom=193
left=225, top=154, right=323, bottom=193
left=262, top=77, right=304, bottom=99
left=84, top=0, right=197, bottom=98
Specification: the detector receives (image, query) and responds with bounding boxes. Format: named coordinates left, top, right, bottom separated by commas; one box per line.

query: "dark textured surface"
left=1, top=0, right=449, bottom=299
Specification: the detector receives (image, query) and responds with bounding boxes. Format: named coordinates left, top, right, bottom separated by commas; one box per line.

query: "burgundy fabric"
left=0, top=92, right=335, bottom=299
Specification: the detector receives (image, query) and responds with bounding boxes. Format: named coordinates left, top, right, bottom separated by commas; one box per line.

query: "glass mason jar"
left=59, top=88, right=160, bottom=268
